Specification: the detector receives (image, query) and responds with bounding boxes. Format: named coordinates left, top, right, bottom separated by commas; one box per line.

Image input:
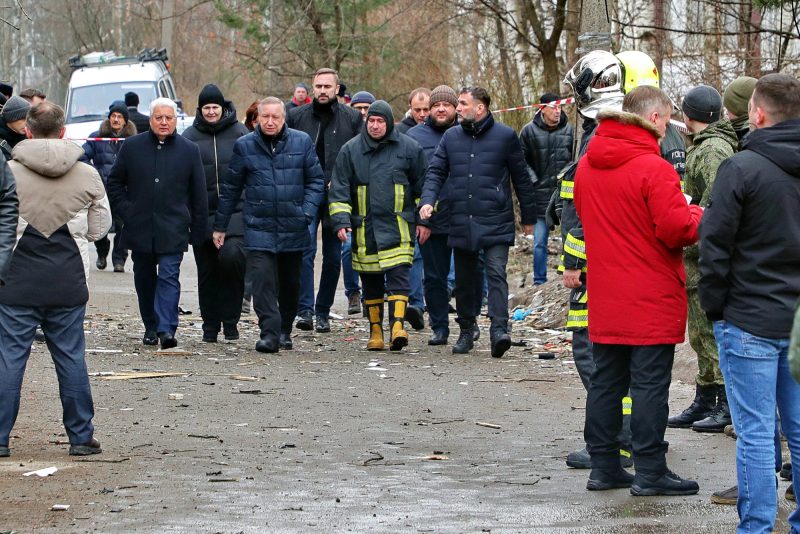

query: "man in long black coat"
left=107, top=98, right=207, bottom=350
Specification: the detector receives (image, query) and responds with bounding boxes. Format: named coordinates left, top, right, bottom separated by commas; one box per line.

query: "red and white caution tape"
left=68, top=137, right=126, bottom=141
left=492, top=97, right=575, bottom=114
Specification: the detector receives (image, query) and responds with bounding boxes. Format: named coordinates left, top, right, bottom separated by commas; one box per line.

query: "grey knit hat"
left=682, top=85, right=722, bottom=124
left=1, top=95, right=31, bottom=122
left=429, top=85, right=458, bottom=107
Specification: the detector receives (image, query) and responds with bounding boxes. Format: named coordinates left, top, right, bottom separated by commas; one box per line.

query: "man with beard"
left=287, top=68, right=363, bottom=334
left=81, top=101, right=137, bottom=272
left=183, top=84, right=250, bottom=343
left=407, top=85, right=481, bottom=346
left=419, top=87, right=537, bottom=358
left=329, top=100, right=427, bottom=351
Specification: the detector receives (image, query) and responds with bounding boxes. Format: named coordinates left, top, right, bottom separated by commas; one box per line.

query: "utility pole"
left=161, top=0, right=175, bottom=54
left=577, top=0, right=613, bottom=55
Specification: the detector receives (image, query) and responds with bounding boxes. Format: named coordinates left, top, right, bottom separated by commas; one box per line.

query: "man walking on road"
left=699, top=73, right=800, bottom=532
left=575, top=86, right=703, bottom=495
left=419, top=86, right=537, bottom=358
left=107, top=98, right=207, bottom=350
left=0, top=101, right=110, bottom=457
left=214, top=97, right=324, bottom=353
left=287, top=68, right=363, bottom=334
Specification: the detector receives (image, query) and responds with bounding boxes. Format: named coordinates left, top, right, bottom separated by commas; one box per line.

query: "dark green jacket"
left=329, top=128, right=427, bottom=272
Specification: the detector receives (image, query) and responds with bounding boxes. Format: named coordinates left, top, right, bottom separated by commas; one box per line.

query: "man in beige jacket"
left=0, top=101, right=111, bottom=458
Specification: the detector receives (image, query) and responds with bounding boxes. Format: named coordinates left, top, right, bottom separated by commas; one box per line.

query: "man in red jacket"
left=575, top=85, right=704, bottom=495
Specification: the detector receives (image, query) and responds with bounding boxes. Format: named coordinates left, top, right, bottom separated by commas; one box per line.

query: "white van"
left=64, top=49, right=192, bottom=143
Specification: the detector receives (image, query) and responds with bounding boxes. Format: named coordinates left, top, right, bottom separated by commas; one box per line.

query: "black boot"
left=692, top=385, right=732, bottom=433
left=667, top=384, right=716, bottom=428
left=587, top=466, right=634, bottom=491
left=630, top=470, right=699, bottom=496
left=490, top=320, right=511, bottom=359
left=452, top=319, right=475, bottom=354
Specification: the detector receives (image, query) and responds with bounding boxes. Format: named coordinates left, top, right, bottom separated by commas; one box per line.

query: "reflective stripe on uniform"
left=566, top=308, right=588, bottom=328
left=560, top=180, right=574, bottom=199
left=329, top=202, right=352, bottom=215
left=395, top=183, right=411, bottom=245
left=622, top=396, right=632, bottom=416
left=564, top=233, right=586, bottom=260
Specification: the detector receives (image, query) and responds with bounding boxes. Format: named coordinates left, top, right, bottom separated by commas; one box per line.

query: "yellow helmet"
left=616, top=50, right=660, bottom=93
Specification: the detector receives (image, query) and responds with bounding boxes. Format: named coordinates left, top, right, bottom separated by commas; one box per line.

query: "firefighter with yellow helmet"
left=553, top=49, right=687, bottom=470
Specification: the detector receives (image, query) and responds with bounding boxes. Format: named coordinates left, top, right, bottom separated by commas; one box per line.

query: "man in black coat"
left=419, top=87, right=537, bottom=358
left=519, top=93, right=573, bottom=285
left=183, top=84, right=250, bottom=343
left=124, top=92, right=151, bottom=135
left=107, top=98, right=207, bottom=350
left=286, top=67, right=363, bottom=333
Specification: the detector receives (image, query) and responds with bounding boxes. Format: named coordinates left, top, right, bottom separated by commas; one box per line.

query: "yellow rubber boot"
left=387, top=295, right=409, bottom=351
left=365, top=299, right=385, bottom=351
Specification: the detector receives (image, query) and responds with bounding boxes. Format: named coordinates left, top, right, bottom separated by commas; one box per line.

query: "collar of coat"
left=98, top=118, right=137, bottom=138
left=596, top=108, right=662, bottom=140
left=461, top=111, right=495, bottom=136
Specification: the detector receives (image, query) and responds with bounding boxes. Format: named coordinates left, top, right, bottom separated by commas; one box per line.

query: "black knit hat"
left=124, top=91, right=140, bottom=107
left=198, top=84, right=225, bottom=108
left=0, top=83, right=12, bottom=99
left=682, top=85, right=722, bottom=124
left=1, top=95, right=31, bottom=122
left=108, top=100, right=129, bottom=122
left=367, top=100, right=394, bottom=137
left=540, top=92, right=560, bottom=104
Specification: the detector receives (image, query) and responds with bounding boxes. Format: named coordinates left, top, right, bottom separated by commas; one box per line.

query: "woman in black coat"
left=182, top=84, right=250, bottom=342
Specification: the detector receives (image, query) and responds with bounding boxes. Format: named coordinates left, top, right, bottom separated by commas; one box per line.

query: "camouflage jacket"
left=683, top=120, right=738, bottom=286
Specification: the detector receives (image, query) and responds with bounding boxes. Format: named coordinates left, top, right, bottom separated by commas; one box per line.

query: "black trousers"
left=95, top=227, right=128, bottom=267
left=360, top=264, right=410, bottom=301
left=249, top=250, right=302, bottom=341
left=453, top=244, right=508, bottom=328
left=585, top=343, right=674, bottom=474
left=193, top=237, right=246, bottom=334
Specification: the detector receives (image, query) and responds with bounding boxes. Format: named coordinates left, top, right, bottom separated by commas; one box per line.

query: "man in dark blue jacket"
left=81, top=101, right=137, bottom=272
left=214, top=97, right=325, bottom=353
left=419, top=86, right=537, bottom=358
left=107, top=98, right=207, bottom=350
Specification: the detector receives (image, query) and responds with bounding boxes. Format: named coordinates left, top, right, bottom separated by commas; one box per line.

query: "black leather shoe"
left=223, top=326, right=239, bottom=341
left=428, top=331, right=448, bottom=346
left=781, top=462, right=793, bottom=481
left=315, top=315, right=330, bottom=333
left=159, top=333, right=177, bottom=350
left=142, top=331, right=158, bottom=346
left=406, top=306, right=425, bottom=331
left=472, top=324, right=481, bottom=342
left=587, top=467, right=634, bottom=491
left=490, top=333, right=511, bottom=358
left=668, top=384, right=716, bottom=428
left=202, top=331, right=218, bottom=343
left=113, top=263, right=125, bottom=272
left=69, top=437, right=102, bottom=456
left=452, top=329, right=474, bottom=354
left=96, top=257, right=107, bottom=270
left=256, top=338, right=279, bottom=353
left=279, top=333, right=293, bottom=350
left=296, top=312, right=313, bottom=331
left=630, top=470, right=699, bottom=496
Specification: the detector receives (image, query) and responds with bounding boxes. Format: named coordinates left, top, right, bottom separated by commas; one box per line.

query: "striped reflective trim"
left=558, top=254, right=587, bottom=273
left=622, top=396, right=632, bottom=416
left=620, top=448, right=631, bottom=458
left=560, top=180, right=574, bottom=199
left=564, top=234, right=586, bottom=260
left=329, top=202, right=352, bottom=215
left=357, top=185, right=367, bottom=216
left=680, top=180, right=685, bottom=193
left=566, top=309, right=588, bottom=328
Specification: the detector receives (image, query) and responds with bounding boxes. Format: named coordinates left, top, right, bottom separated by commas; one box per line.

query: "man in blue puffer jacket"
left=213, top=97, right=325, bottom=353
left=419, top=86, right=537, bottom=358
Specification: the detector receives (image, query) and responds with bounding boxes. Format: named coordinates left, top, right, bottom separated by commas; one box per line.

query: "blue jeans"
left=714, top=320, right=800, bottom=534
left=298, top=213, right=342, bottom=318
left=341, top=232, right=361, bottom=297
left=0, top=304, right=94, bottom=446
left=409, top=243, right=424, bottom=308
left=131, top=251, right=183, bottom=335
left=532, top=217, right=549, bottom=285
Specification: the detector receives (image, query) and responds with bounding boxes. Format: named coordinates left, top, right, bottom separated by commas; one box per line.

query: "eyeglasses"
left=152, top=115, right=176, bottom=123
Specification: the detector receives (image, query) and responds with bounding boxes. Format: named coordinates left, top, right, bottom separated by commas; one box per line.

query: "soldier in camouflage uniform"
left=667, top=86, right=737, bottom=433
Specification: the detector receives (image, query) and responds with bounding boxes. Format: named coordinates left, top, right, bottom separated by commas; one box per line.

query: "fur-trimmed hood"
left=98, top=118, right=137, bottom=138
left=586, top=109, right=663, bottom=170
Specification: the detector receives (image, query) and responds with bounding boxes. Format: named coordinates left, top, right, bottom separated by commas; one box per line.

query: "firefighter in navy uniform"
left=552, top=50, right=687, bottom=469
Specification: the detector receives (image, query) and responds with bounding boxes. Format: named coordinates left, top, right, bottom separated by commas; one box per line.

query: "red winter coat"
left=574, top=109, right=703, bottom=345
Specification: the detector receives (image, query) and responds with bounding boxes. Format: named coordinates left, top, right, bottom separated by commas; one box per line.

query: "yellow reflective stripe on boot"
left=622, top=396, right=632, bottom=415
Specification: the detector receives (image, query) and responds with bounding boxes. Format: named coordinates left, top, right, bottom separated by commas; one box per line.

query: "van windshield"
left=67, top=82, right=158, bottom=123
